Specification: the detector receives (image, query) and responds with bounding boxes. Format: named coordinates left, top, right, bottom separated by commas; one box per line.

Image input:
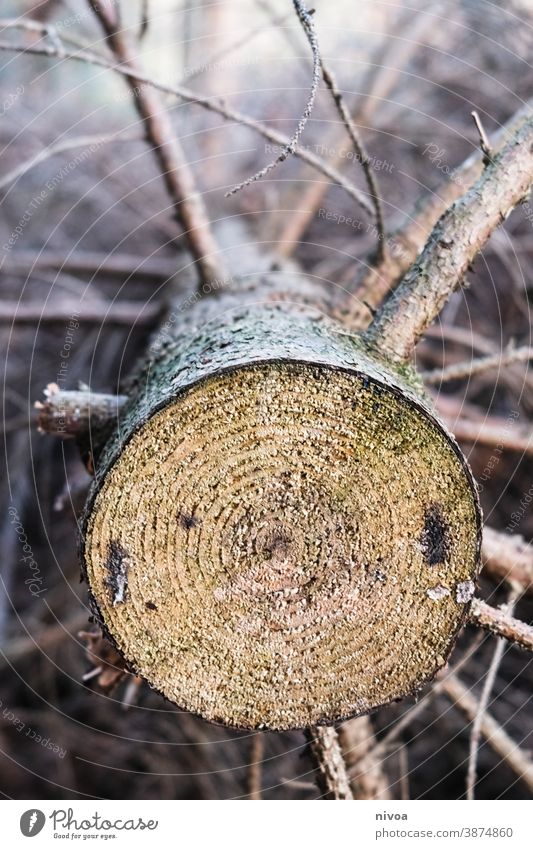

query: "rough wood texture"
left=470, top=598, right=533, bottom=651
left=305, top=726, right=353, bottom=799
left=80, top=274, right=481, bottom=730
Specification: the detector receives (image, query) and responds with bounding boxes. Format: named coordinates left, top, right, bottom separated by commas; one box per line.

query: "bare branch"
left=305, top=726, right=353, bottom=800
left=363, top=113, right=533, bottom=362
left=440, top=672, right=533, bottom=795
left=225, top=0, right=320, bottom=198
left=421, top=345, right=533, bottom=385
left=275, top=4, right=436, bottom=257
left=350, top=99, right=533, bottom=327
left=0, top=300, right=161, bottom=325
left=467, top=588, right=519, bottom=799
left=0, top=33, right=372, bottom=215
left=470, top=598, right=533, bottom=652
left=0, top=131, right=140, bottom=192
left=482, top=527, right=533, bottom=596
left=35, top=384, right=127, bottom=438
left=86, top=0, right=226, bottom=289
left=247, top=734, right=264, bottom=800
left=319, top=60, right=386, bottom=261
left=338, top=716, right=390, bottom=799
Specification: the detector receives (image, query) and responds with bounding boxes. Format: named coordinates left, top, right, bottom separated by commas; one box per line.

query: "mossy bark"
left=80, top=271, right=481, bottom=730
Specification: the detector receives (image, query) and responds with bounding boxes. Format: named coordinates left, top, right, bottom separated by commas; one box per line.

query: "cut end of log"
left=82, top=357, right=480, bottom=730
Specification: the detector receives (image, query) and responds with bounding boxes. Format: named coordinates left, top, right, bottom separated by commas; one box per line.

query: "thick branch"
left=350, top=100, right=533, bottom=326
left=470, top=598, right=533, bottom=652
left=363, top=113, right=533, bottom=362
left=305, top=726, right=353, bottom=800
left=36, top=384, right=127, bottom=437
left=87, top=0, right=226, bottom=287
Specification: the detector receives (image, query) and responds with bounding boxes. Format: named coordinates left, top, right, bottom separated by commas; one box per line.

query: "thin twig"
left=470, top=598, right=533, bottom=652
left=305, top=726, right=354, bottom=799
left=471, top=110, right=493, bottom=167
left=0, top=34, right=372, bottom=215
left=225, top=0, right=320, bottom=198
left=0, top=131, right=140, bottom=192
left=421, top=345, right=533, bottom=385
left=440, top=672, right=533, bottom=795
left=466, top=587, right=520, bottom=799
left=87, top=0, right=226, bottom=288
left=319, top=60, right=386, bottom=261
left=139, top=0, right=149, bottom=40
left=247, top=734, right=264, bottom=800
left=445, top=416, right=533, bottom=457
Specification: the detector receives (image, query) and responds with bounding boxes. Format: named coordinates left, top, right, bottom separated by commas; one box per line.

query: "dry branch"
left=1, top=300, right=161, bottom=326
left=36, top=384, right=127, bottom=438
left=467, top=589, right=519, bottom=799
left=87, top=0, right=226, bottom=288
left=481, top=528, right=533, bottom=596
left=440, top=672, right=533, bottom=795
left=470, top=598, right=533, bottom=652
left=351, top=100, right=533, bottom=325
left=226, top=0, right=320, bottom=198
left=338, top=716, right=390, bottom=799
left=421, top=346, right=533, bottom=385
left=0, top=30, right=372, bottom=216
left=363, top=113, right=533, bottom=362
left=305, top=726, right=353, bottom=799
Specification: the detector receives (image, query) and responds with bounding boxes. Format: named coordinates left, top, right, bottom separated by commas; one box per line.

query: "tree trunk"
left=79, top=269, right=481, bottom=731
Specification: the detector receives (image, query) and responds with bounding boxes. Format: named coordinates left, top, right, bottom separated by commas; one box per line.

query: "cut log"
left=79, top=272, right=481, bottom=730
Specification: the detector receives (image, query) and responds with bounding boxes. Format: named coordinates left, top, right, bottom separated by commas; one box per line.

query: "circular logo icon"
left=20, top=810, right=46, bottom=837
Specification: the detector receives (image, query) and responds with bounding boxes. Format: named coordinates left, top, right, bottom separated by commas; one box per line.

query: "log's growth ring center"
left=83, top=359, right=480, bottom=730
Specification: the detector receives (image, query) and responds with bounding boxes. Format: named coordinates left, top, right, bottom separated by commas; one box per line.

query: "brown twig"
left=305, top=726, right=354, bottom=799
left=0, top=300, right=161, bottom=326
left=274, top=4, right=435, bottom=257
left=471, top=110, right=493, bottom=167
left=466, top=588, right=520, bottom=799
left=440, top=672, right=533, bottom=795
left=0, top=33, right=372, bottom=216
left=470, top=598, right=533, bottom=652
left=363, top=113, right=533, bottom=362
left=2, top=250, right=179, bottom=281
left=247, top=734, right=264, bottom=800
left=319, top=60, right=386, bottom=261
left=87, top=0, right=226, bottom=289
left=421, top=345, right=533, bottom=385
left=445, top=416, right=533, bottom=456
left=226, top=0, right=320, bottom=198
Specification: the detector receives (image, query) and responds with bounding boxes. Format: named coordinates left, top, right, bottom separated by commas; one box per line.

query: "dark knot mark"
left=420, top=504, right=450, bottom=566
left=178, top=510, right=200, bottom=530
left=104, top=541, right=130, bottom=606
